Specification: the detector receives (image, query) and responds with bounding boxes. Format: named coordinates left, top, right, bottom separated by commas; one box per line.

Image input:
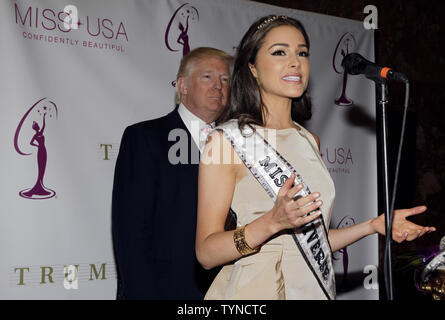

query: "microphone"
left=342, top=53, right=408, bottom=83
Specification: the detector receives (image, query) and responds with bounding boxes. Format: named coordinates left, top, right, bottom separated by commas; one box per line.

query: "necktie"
left=199, top=123, right=214, bottom=151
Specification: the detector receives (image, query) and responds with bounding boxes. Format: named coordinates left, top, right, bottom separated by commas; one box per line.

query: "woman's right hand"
left=269, top=173, right=323, bottom=232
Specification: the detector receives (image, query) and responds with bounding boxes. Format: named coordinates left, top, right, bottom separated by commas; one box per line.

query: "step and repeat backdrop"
left=1, top=0, right=377, bottom=299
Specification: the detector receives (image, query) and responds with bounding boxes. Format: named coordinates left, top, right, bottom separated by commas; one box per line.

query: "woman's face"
left=249, top=25, right=310, bottom=105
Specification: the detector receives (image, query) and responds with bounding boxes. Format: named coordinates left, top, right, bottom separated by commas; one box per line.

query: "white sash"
left=214, top=120, right=336, bottom=300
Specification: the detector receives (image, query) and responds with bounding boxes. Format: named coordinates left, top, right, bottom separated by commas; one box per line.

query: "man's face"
left=179, top=57, right=230, bottom=122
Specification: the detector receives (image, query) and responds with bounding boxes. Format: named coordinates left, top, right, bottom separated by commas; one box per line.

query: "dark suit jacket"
left=111, top=108, right=217, bottom=299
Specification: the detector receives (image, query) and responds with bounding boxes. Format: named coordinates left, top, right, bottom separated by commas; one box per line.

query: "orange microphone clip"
left=380, top=67, right=391, bottom=79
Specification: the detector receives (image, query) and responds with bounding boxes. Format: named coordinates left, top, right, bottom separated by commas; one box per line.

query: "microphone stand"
left=375, top=79, right=395, bottom=300
left=342, top=52, right=410, bottom=301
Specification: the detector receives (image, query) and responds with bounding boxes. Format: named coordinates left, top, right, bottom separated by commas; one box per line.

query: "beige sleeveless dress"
left=205, top=123, right=336, bottom=300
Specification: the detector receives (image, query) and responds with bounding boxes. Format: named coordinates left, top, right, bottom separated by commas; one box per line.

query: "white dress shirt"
left=177, top=103, right=215, bottom=152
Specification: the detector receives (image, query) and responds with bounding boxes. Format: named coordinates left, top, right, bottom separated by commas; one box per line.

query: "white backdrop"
left=1, top=0, right=377, bottom=299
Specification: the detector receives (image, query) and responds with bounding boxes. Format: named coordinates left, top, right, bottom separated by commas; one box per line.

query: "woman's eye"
left=299, top=51, right=310, bottom=57
left=271, top=50, right=286, bottom=56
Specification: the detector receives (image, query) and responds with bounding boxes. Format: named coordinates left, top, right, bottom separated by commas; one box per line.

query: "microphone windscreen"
left=342, top=53, right=369, bottom=75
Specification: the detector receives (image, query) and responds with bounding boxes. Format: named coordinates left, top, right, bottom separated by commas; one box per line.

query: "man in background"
left=112, top=47, right=233, bottom=299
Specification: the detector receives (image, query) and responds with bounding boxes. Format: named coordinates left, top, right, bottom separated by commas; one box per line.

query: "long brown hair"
left=217, top=15, right=312, bottom=130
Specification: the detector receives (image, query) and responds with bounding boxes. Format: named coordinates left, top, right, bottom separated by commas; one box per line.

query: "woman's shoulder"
left=310, top=132, right=320, bottom=150
left=214, top=119, right=239, bottom=131
left=298, top=124, right=320, bottom=150
left=294, top=122, right=320, bottom=150
left=215, top=119, right=260, bottom=138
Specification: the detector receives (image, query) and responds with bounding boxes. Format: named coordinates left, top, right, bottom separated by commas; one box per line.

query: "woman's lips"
left=282, top=75, right=302, bottom=83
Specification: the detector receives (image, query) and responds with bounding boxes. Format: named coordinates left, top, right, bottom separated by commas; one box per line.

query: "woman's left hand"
left=371, top=205, right=436, bottom=243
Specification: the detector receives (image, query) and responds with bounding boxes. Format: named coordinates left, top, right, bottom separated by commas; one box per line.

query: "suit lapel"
left=165, top=108, right=201, bottom=165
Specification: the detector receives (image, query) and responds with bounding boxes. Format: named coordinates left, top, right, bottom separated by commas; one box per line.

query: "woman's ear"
left=248, top=62, right=258, bottom=79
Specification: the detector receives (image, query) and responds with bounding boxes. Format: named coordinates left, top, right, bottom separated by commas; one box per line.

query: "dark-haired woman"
left=196, top=15, right=435, bottom=300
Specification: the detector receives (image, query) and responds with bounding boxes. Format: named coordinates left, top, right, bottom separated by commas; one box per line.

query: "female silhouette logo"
left=165, top=3, right=199, bottom=87
left=14, top=98, right=58, bottom=199
left=333, top=33, right=357, bottom=106
left=177, top=19, right=191, bottom=57
left=333, top=216, right=356, bottom=291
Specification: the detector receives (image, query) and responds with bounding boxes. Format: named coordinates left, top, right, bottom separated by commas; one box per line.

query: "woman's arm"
left=185, top=15, right=189, bottom=32
left=195, top=131, right=272, bottom=269
left=313, top=134, right=435, bottom=252
left=196, top=131, right=324, bottom=270
left=29, top=136, right=38, bottom=147
left=328, top=220, right=374, bottom=253
left=329, top=206, right=436, bottom=252
left=41, top=113, right=46, bottom=133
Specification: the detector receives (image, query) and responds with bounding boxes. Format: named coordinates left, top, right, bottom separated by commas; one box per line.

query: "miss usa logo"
left=14, top=98, right=58, bottom=200
left=165, top=3, right=199, bottom=87
left=14, top=3, right=128, bottom=41
left=165, top=3, right=199, bottom=57
left=333, top=33, right=356, bottom=107
left=321, top=146, right=353, bottom=174
left=333, top=216, right=356, bottom=290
